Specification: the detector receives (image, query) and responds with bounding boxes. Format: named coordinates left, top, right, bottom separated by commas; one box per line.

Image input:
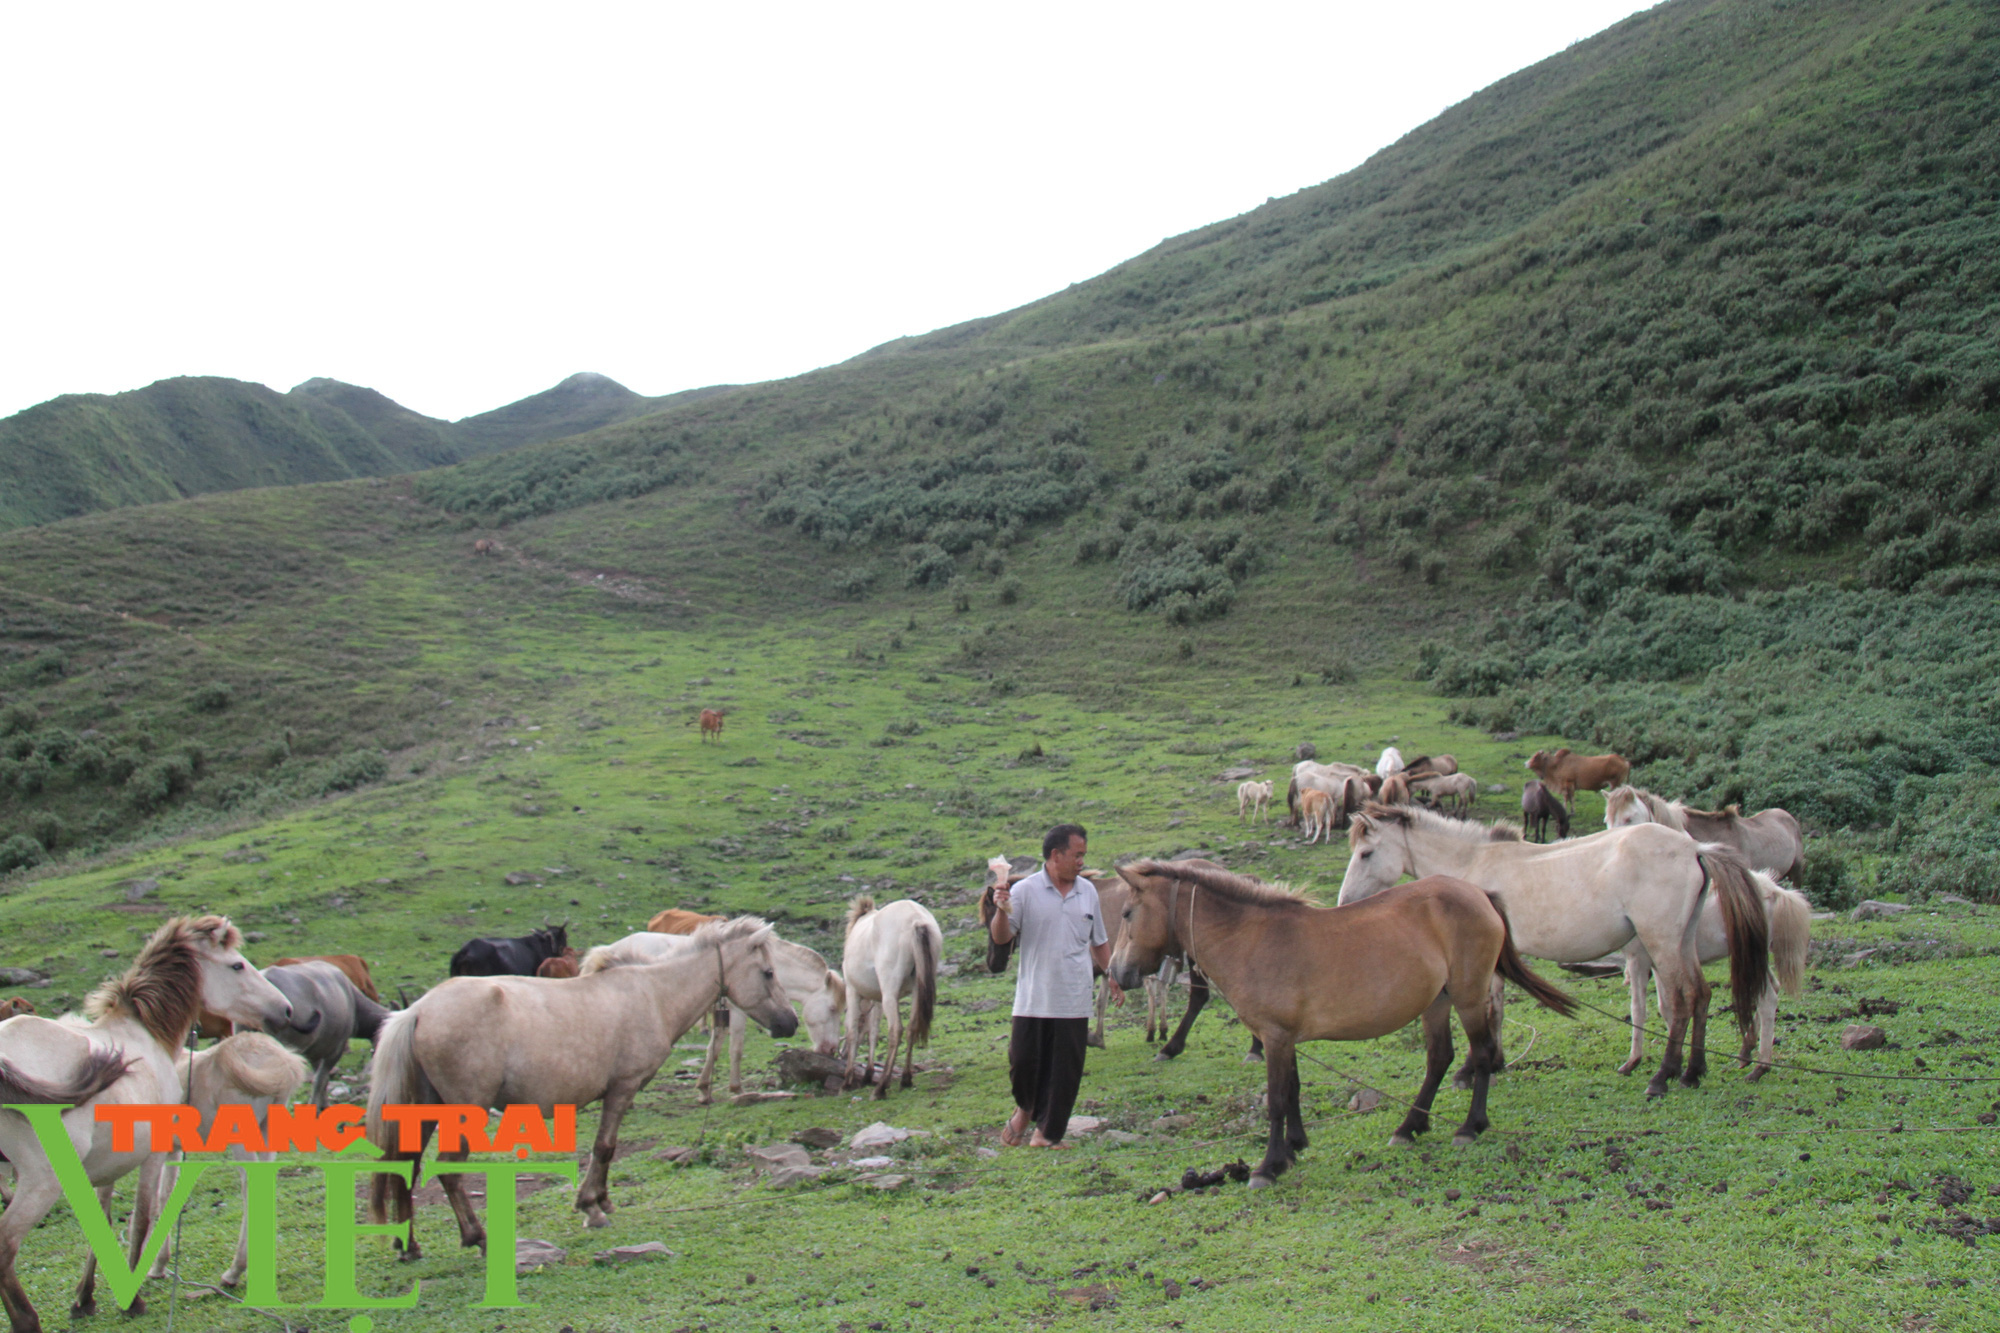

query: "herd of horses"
left=0, top=728, right=1826, bottom=1329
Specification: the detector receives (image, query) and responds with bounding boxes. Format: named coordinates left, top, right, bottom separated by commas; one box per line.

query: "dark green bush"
left=0, top=704, right=36, bottom=737
left=903, top=544, right=957, bottom=588
left=0, top=833, right=46, bottom=874
left=190, top=682, right=234, bottom=713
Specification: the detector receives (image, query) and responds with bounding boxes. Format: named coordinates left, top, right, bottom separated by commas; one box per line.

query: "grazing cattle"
left=263, top=960, right=388, bottom=1110
left=1414, top=772, right=1478, bottom=816
left=698, top=709, right=724, bottom=743
left=1604, top=787, right=1805, bottom=882
left=473, top=538, right=501, bottom=557
left=1526, top=748, right=1631, bottom=809
left=1403, top=754, right=1458, bottom=780
left=841, top=896, right=942, bottom=1099
left=448, top=924, right=569, bottom=977
left=0, top=997, right=34, bottom=1020
left=1237, top=780, right=1273, bottom=823
left=1375, top=746, right=1405, bottom=777
left=535, top=949, right=582, bottom=978
left=1378, top=773, right=1412, bottom=806
left=1521, top=780, right=1570, bottom=842
left=273, top=954, right=382, bottom=1003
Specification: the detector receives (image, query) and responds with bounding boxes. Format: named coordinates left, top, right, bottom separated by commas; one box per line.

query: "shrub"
left=0, top=704, right=37, bottom=737
left=28, top=812, right=63, bottom=852
left=1795, top=847, right=1860, bottom=911
left=903, top=543, right=957, bottom=588
left=827, top=567, right=877, bottom=599
left=997, top=578, right=1022, bottom=605
left=0, top=834, right=46, bottom=874
left=314, top=750, right=388, bottom=795
left=190, top=682, right=234, bottom=713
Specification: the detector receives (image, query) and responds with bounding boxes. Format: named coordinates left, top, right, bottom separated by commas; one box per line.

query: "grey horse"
left=264, top=960, right=393, bottom=1109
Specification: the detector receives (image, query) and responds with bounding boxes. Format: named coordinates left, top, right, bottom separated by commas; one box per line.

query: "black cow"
left=449, top=924, right=569, bottom=977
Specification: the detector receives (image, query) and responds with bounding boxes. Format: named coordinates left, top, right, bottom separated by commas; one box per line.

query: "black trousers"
left=1009, top=1016, right=1090, bottom=1143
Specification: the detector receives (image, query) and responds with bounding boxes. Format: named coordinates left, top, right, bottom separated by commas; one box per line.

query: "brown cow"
left=0, top=997, right=36, bottom=1020
left=1526, top=748, right=1631, bottom=810
left=698, top=709, right=724, bottom=743
left=534, top=948, right=581, bottom=978
left=274, top=954, right=382, bottom=1003
left=647, top=908, right=725, bottom=935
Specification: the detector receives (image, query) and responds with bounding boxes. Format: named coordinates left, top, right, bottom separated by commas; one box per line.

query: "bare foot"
left=1028, top=1136, right=1074, bottom=1149
left=1000, top=1110, right=1030, bottom=1147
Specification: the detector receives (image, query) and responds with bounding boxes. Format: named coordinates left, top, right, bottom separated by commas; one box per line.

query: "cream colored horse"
left=1605, top=786, right=1805, bottom=882
left=841, top=896, right=941, bottom=1099
left=1236, top=780, right=1273, bottom=823
left=145, top=1034, right=308, bottom=1289
left=365, top=917, right=794, bottom=1256
left=1338, top=803, right=1768, bottom=1099
left=581, top=929, right=845, bottom=1103
left=0, top=917, right=293, bottom=1333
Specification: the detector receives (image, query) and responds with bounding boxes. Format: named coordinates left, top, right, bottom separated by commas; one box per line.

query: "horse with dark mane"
left=1111, top=859, right=1574, bottom=1187
left=448, top=924, right=569, bottom=977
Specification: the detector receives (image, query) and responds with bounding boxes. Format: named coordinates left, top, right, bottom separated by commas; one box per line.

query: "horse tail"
left=1285, top=776, right=1301, bottom=824
left=1483, top=892, right=1577, bottom=1018
left=0, top=1043, right=135, bottom=1105
left=210, top=1033, right=309, bottom=1102
left=909, top=923, right=938, bottom=1047
left=845, top=894, right=876, bottom=935
left=1764, top=878, right=1812, bottom=998
left=1701, top=847, right=1771, bottom=1035
left=365, top=1008, right=425, bottom=1151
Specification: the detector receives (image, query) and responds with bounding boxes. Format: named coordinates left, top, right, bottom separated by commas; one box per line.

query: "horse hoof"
left=1616, top=1059, right=1641, bottom=1076
left=1451, top=1133, right=1479, bottom=1147
left=73, top=1299, right=98, bottom=1317
left=123, top=1296, right=145, bottom=1317
left=1248, top=1173, right=1276, bottom=1190
left=586, top=1212, right=610, bottom=1229
left=1645, top=1081, right=1669, bottom=1100
left=1388, top=1133, right=1414, bottom=1147
left=1744, top=1066, right=1769, bottom=1083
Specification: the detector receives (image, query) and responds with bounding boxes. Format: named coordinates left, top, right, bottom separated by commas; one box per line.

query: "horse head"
left=181, top=917, right=296, bottom=1035
left=1335, top=807, right=1414, bottom=906
left=1107, top=862, right=1186, bottom=991
left=715, top=921, right=799, bottom=1040
left=803, top=968, right=845, bottom=1055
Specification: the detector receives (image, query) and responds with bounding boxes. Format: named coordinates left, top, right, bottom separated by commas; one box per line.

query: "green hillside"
left=0, top=371, right=708, bottom=531
left=2, top=0, right=1997, bottom=892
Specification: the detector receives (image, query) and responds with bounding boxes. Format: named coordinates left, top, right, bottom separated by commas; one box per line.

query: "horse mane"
left=845, top=895, right=876, bottom=932
left=1122, top=859, right=1312, bottom=909
left=1360, top=801, right=1521, bottom=843
left=86, top=914, right=240, bottom=1048
left=1681, top=802, right=1742, bottom=820
left=689, top=915, right=772, bottom=949
left=204, top=1032, right=309, bottom=1102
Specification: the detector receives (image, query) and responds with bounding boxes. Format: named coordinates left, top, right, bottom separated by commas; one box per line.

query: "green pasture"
left=3, top=618, right=1997, bottom=1333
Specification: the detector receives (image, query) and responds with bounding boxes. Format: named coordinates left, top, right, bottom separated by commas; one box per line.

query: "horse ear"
left=1349, top=813, right=1374, bottom=837
left=1114, top=864, right=1143, bottom=891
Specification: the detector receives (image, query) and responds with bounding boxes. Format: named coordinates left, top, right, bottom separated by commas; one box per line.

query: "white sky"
left=0, top=1, right=1648, bottom=424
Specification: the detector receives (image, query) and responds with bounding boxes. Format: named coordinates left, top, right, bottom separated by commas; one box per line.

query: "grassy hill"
left=3, top=3, right=1999, bottom=1327
left=2, top=0, right=1997, bottom=888
left=0, top=371, right=717, bottom=532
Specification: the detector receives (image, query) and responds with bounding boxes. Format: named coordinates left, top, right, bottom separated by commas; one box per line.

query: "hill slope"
left=2, top=0, right=1997, bottom=896
left=0, top=370, right=705, bottom=531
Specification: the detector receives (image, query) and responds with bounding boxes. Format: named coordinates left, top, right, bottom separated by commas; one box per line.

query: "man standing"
left=990, top=823, right=1122, bottom=1148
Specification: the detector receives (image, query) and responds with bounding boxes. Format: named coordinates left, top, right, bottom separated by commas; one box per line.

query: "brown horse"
left=1110, top=860, right=1574, bottom=1187
left=273, top=955, right=382, bottom=1003
left=534, top=949, right=581, bottom=978
left=0, top=998, right=34, bottom=1021
left=646, top=908, right=723, bottom=935
left=472, top=538, right=500, bottom=557
left=698, top=709, right=724, bottom=743
left=1526, top=748, right=1630, bottom=809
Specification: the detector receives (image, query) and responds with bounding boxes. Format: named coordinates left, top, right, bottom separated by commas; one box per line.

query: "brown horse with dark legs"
left=1109, top=860, right=1574, bottom=1188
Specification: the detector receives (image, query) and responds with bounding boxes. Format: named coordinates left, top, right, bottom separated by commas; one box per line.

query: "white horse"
left=145, top=1034, right=308, bottom=1289
left=1236, top=780, right=1273, bottom=823
left=1337, top=803, right=1769, bottom=1098
left=0, top=916, right=293, bottom=1333
left=841, top=896, right=941, bottom=1099
left=581, top=929, right=845, bottom=1102
left=1605, top=786, right=1805, bottom=882
left=366, top=917, right=795, bottom=1255
left=1375, top=746, right=1405, bottom=777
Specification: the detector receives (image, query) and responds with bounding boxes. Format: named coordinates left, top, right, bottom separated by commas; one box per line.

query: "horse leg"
left=577, top=1087, right=638, bottom=1227
left=70, top=1184, right=116, bottom=1316
left=146, top=1158, right=180, bottom=1279
left=1449, top=990, right=1501, bottom=1145
left=1646, top=958, right=1695, bottom=1098
left=220, top=1159, right=261, bottom=1288
left=1683, top=970, right=1711, bottom=1087
left=1088, top=977, right=1107, bottom=1049
left=434, top=1145, right=487, bottom=1252
left=696, top=1018, right=723, bottom=1105
left=1284, top=1049, right=1308, bottom=1154
left=1392, top=994, right=1454, bottom=1146
left=874, top=998, right=903, bottom=1100
left=370, top=1119, right=433, bottom=1262
left=0, top=1164, right=64, bottom=1333
left=1745, top=980, right=1777, bottom=1081
left=1157, top=970, right=1208, bottom=1060
left=900, top=999, right=921, bottom=1089
left=312, top=1059, right=334, bottom=1112
left=729, top=1007, right=749, bottom=1098
left=1617, top=946, right=1652, bottom=1076
left=1249, top=1034, right=1299, bottom=1187
left=1453, top=973, right=1506, bottom=1089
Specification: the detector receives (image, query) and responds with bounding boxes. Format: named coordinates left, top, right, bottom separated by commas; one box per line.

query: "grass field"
left=3, top=614, right=1997, bottom=1333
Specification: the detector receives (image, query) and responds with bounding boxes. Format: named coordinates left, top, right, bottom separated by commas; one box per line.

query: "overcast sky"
left=0, top=1, right=1649, bottom=424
